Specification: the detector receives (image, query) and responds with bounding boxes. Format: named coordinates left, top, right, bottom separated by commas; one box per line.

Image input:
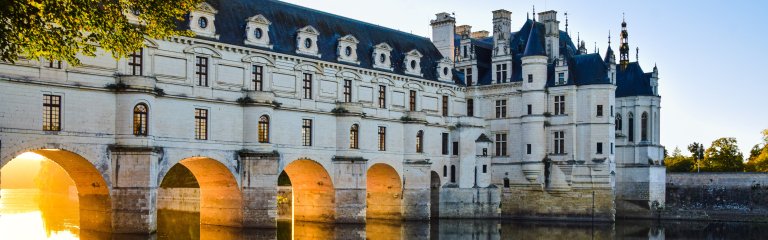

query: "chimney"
left=492, top=9, right=512, bottom=47
left=431, top=12, right=456, bottom=61
left=456, top=25, right=472, bottom=39
left=471, top=31, right=490, bottom=39
left=537, top=10, right=560, bottom=61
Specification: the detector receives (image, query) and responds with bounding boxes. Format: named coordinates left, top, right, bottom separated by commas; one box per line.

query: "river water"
left=1, top=189, right=767, bottom=239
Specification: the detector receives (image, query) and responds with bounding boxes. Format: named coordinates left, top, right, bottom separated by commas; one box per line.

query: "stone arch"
left=366, top=163, right=402, bottom=220
left=183, top=44, right=222, bottom=58
left=241, top=53, right=275, bottom=66
left=335, top=69, right=362, bottom=80
left=159, top=156, right=243, bottom=227
left=1, top=147, right=112, bottom=232
left=281, top=158, right=335, bottom=222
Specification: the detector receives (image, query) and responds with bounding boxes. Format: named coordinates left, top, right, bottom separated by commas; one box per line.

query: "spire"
left=523, top=20, right=546, bottom=57
left=594, top=42, right=597, bottom=53
left=565, top=12, right=569, bottom=35
left=608, top=30, right=611, bottom=45
left=619, top=13, right=630, bottom=69
left=605, top=30, right=615, bottom=63
left=636, top=47, right=639, bottom=62
left=532, top=6, right=536, bottom=21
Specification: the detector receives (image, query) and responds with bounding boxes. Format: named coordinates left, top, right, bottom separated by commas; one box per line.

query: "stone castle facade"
left=0, top=0, right=665, bottom=233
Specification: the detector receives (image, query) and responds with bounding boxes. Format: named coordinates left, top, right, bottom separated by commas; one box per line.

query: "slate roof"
left=616, top=62, right=655, bottom=97
left=185, top=0, right=452, bottom=83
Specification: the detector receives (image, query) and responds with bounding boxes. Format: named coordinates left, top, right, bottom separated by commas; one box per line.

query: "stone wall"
left=663, top=173, right=768, bottom=222
left=499, top=187, right=615, bottom=221
left=157, top=188, right=200, bottom=212
left=439, top=186, right=500, bottom=218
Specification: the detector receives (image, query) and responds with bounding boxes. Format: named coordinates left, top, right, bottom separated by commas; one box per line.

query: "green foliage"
left=664, top=147, right=694, bottom=172
left=687, top=142, right=705, bottom=161
left=745, top=129, right=768, bottom=172
left=699, top=137, right=744, bottom=172
left=0, top=0, right=204, bottom=65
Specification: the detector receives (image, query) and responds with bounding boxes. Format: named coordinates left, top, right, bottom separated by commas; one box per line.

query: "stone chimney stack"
left=456, top=25, right=472, bottom=39
left=538, top=10, right=560, bottom=61
left=492, top=10, right=512, bottom=49
left=431, top=12, right=456, bottom=61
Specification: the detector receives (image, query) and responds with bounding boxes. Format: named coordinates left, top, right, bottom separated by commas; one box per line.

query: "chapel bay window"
left=409, top=90, right=417, bottom=111
left=495, top=133, right=508, bottom=156
left=615, top=114, right=623, bottom=131
left=194, top=108, right=208, bottom=140
left=253, top=65, right=264, bottom=91
left=416, top=130, right=424, bottom=153
left=303, top=73, right=313, bottom=99
left=258, top=115, right=270, bottom=143
left=378, top=85, right=387, bottom=108
left=133, top=103, right=148, bottom=136
left=350, top=124, right=359, bottom=149
left=495, top=100, right=507, bottom=118
left=42, top=95, right=61, bottom=131
left=628, top=113, right=635, bottom=142
left=195, top=56, right=209, bottom=86
left=378, top=126, right=386, bottom=151
left=129, top=48, right=143, bottom=76
left=344, top=79, right=352, bottom=102
left=302, top=119, right=313, bottom=146
left=554, top=95, right=565, bottom=115
left=554, top=131, right=565, bottom=154
left=641, top=112, right=649, bottom=141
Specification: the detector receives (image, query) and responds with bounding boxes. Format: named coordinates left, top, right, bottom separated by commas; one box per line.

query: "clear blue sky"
left=284, top=0, right=768, bottom=156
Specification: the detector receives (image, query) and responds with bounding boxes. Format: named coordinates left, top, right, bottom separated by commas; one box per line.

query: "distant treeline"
left=665, top=129, right=768, bottom=172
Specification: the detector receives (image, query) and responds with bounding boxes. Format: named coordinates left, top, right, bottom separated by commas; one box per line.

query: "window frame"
left=554, top=131, right=565, bottom=154
left=129, top=48, right=143, bottom=76
left=467, top=98, right=474, bottom=117
left=258, top=115, right=270, bottom=143
left=597, top=105, right=604, bottom=117
left=495, top=133, right=508, bottom=156
left=253, top=65, right=264, bottom=91
left=194, top=108, right=208, bottom=140
left=466, top=68, right=473, bottom=86
left=303, top=73, right=313, bottom=99
left=42, top=94, right=62, bottom=131
left=597, top=142, right=604, bottom=154
left=133, top=103, right=149, bottom=136
left=554, top=95, right=565, bottom=115
left=350, top=124, right=359, bottom=149
left=302, top=119, right=313, bottom=146
left=378, top=85, right=387, bottom=108
left=441, top=132, right=449, bottom=155
left=416, top=130, right=424, bottom=153
left=343, top=79, right=353, bottom=103
left=409, top=90, right=417, bottom=111
left=378, top=126, right=386, bottom=151
left=495, top=100, right=507, bottom=118
left=441, top=95, right=449, bottom=117
left=195, top=56, right=209, bottom=87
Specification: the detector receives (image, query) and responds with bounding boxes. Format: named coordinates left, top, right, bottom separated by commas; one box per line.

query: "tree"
left=745, top=129, right=768, bottom=172
left=0, top=0, right=204, bottom=65
left=664, top=147, right=694, bottom=172
left=699, top=138, right=744, bottom=172
left=687, top=142, right=705, bottom=172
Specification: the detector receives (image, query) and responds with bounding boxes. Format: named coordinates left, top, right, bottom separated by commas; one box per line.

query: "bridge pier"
left=332, top=156, right=367, bottom=223
left=109, top=146, right=161, bottom=233
left=403, top=159, right=432, bottom=220
left=240, top=151, right=280, bottom=228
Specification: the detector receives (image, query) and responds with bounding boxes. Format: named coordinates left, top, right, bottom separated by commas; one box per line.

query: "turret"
left=431, top=12, right=456, bottom=62
left=520, top=20, right=548, bottom=184
left=538, top=10, right=560, bottom=61
left=651, top=64, right=659, bottom=95
left=605, top=33, right=617, bottom=84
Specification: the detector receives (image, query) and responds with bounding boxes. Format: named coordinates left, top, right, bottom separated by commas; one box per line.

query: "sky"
left=283, top=0, right=768, bottom=156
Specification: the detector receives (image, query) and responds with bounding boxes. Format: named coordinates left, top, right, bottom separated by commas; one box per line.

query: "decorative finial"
left=533, top=6, right=536, bottom=21
left=565, top=12, right=569, bottom=35
left=636, top=47, right=639, bottom=61
left=577, top=32, right=580, bottom=44
left=608, top=30, right=611, bottom=45
left=594, top=42, right=597, bottom=53
left=527, top=12, right=529, bottom=20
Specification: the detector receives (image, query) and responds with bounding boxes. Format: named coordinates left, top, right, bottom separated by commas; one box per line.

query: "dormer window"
left=436, top=58, right=453, bottom=82
left=373, top=43, right=393, bottom=71
left=404, top=50, right=423, bottom=76
left=189, top=3, right=218, bottom=39
left=296, top=25, right=320, bottom=57
left=244, top=14, right=272, bottom=49
left=337, top=35, right=359, bottom=64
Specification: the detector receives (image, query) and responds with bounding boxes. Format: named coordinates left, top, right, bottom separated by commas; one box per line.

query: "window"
left=302, top=119, right=313, bottom=146
left=452, top=141, right=459, bottom=156
left=496, top=64, right=508, bottom=83
left=527, top=74, right=533, bottom=83
left=526, top=144, right=532, bottom=155
left=194, top=108, right=208, bottom=140
left=554, top=131, right=565, bottom=154
left=442, top=95, right=449, bottom=117
left=597, top=105, right=604, bottom=117
left=450, top=165, right=456, bottom=183
left=641, top=112, right=649, bottom=141
left=42, top=95, right=61, bottom=131
left=467, top=99, right=474, bottom=117
left=628, top=112, right=635, bottom=142
left=554, top=95, right=565, bottom=115
left=495, top=100, right=507, bottom=118
left=442, top=133, right=449, bottom=155
left=409, top=90, right=417, bottom=111
left=133, top=103, right=148, bottom=136
left=303, top=73, right=312, bottom=99
left=527, top=104, right=532, bottom=115
left=47, top=59, right=62, bottom=69
left=597, top=142, right=604, bottom=154
left=258, top=115, right=269, bottom=143
left=195, top=56, right=208, bottom=86
left=378, top=85, right=386, bottom=108
left=443, top=165, right=447, bottom=177
left=416, top=130, right=424, bottom=153
left=378, top=126, right=386, bottom=151
left=466, top=68, right=473, bottom=86
left=616, top=114, right=623, bottom=131
left=129, top=49, right=143, bottom=76
left=198, top=17, right=208, bottom=29
left=611, top=143, right=614, bottom=154
left=343, top=79, right=352, bottom=102
left=349, top=124, right=359, bottom=149
left=463, top=45, right=468, bottom=58
left=495, top=133, right=508, bottom=156
left=482, top=165, right=487, bottom=173
left=557, top=72, right=565, bottom=85
left=610, top=106, right=614, bottom=117
left=253, top=65, right=264, bottom=91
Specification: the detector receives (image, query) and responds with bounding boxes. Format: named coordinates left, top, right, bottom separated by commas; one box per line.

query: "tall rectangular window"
left=557, top=72, right=565, bottom=85
left=442, top=133, right=449, bottom=155
left=195, top=56, right=208, bottom=86
left=343, top=79, right=352, bottom=102
left=527, top=104, right=532, bottom=115
left=527, top=74, right=533, bottom=83
left=496, top=64, right=507, bottom=83
left=452, top=141, right=459, bottom=156
left=378, top=85, right=386, bottom=108
left=409, top=90, right=417, bottom=111
left=467, top=99, right=474, bottom=117
left=302, top=119, right=313, bottom=146
left=442, top=95, right=449, bottom=117
left=597, top=142, right=604, bottom=154
left=611, top=143, right=614, bottom=154
left=378, top=126, right=386, bottom=151
left=42, top=95, right=61, bottom=131
left=597, top=105, right=604, bottom=117
left=129, top=48, right=143, bottom=76
left=194, top=108, right=208, bottom=140
left=554, top=95, right=565, bottom=115
left=466, top=68, right=473, bottom=86
left=253, top=65, right=263, bottom=91
left=303, top=73, right=312, bottom=99
left=495, top=100, right=507, bottom=118
left=495, top=133, right=508, bottom=156
left=554, top=131, right=565, bottom=154
left=526, top=144, right=532, bottom=154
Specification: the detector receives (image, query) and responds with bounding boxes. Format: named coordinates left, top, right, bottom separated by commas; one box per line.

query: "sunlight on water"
left=0, top=189, right=80, bottom=240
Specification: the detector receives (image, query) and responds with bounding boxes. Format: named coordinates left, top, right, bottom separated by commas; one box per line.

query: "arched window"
left=443, top=165, right=447, bottom=177
left=416, top=130, right=424, bottom=153
left=349, top=124, right=359, bottom=149
left=450, top=165, right=456, bottom=183
left=615, top=114, right=623, bottom=131
left=133, top=103, right=148, bottom=136
left=641, top=112, right=649, bottom=142
left=628, top=112, right=635, bottom=142
left=258, top=115, right=270, bottom=143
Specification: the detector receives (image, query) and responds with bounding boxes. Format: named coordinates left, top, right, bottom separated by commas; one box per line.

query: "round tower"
left=520, top=21, right=549, bottom=184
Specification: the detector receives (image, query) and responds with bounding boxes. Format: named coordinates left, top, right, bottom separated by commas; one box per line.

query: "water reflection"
left=0, top=189, right=80, bottom=239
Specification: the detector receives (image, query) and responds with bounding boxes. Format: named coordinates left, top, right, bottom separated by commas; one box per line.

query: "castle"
left=0, top=0, right=665, bottom=233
